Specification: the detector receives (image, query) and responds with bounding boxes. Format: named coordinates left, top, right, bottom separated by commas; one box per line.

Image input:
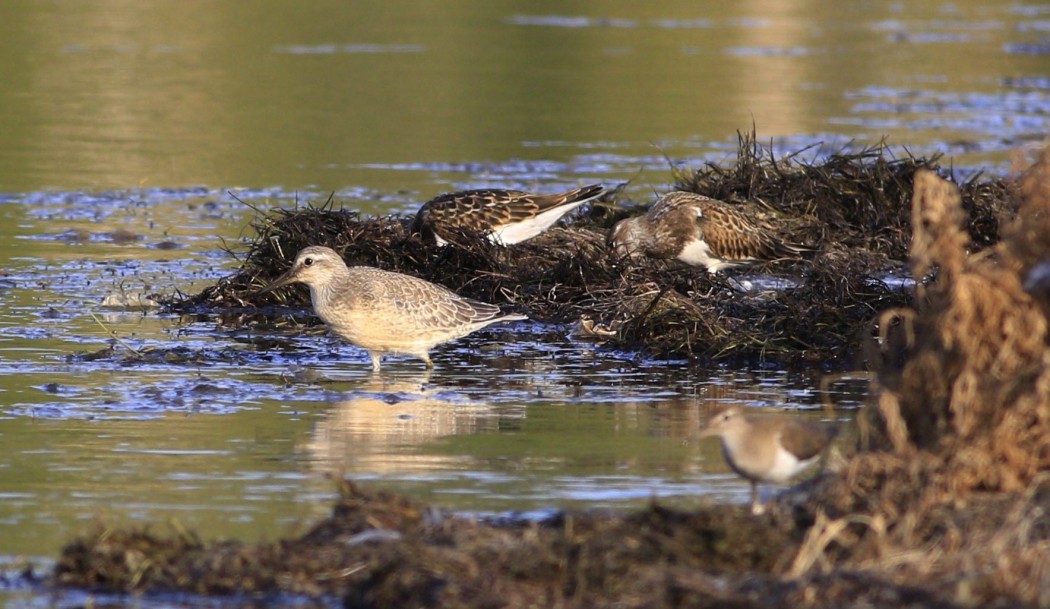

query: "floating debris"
left=99, top=292, right=161, bottom=310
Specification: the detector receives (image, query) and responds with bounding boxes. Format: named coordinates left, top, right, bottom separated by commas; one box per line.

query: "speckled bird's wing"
left=646, top=191, right=713, bottom=224
left=695, top=200, right=793, bottom=262
left=497, top=184, right=603, bottom=222
left=643, top=192, right=712, bottom=258
left=414, top=185, right=604, bottom=240
left=357, top=268, right=505, bottom=335
left=413, top=189, right=532, bottom=237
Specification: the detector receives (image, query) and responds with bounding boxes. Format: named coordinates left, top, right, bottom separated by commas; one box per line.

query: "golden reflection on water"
left=0, top=0, right=1038, bottom=194
left=304, top=374, right=500, bottom=475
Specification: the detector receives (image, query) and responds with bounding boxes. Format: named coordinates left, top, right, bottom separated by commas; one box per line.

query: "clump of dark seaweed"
left=167, top=133, right=1015, bottom=367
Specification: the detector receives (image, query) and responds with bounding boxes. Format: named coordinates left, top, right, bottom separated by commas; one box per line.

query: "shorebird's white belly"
left=764, top=446, right=819, bottom=483
left=677, top=239, right=753, bottom=273
left=490, top=200, right=587, bottom=245
left=677, top=239, right=723, bottom=271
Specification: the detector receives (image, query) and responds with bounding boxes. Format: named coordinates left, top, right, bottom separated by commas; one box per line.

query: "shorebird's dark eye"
left=303, top=257, right=314, bottom=267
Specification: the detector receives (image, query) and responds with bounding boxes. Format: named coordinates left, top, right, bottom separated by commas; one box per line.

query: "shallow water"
left=0, top=188, right=873, bottom=577
left=0, top=0, right=1045, bottom=606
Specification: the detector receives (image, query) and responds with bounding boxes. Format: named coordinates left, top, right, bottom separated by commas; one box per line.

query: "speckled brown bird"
left=256, top=246, right=527, bottom=371
left=700, top=406, right=837, bottom=514
left=413, top=184, right=605, bottom=246
left=607, top=192, right=814, bottom=273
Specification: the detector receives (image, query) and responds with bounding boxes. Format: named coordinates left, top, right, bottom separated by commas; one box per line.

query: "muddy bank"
left=53, top=479, right=1048, bottom=608
left=169, top=133, right=1014, bottom=368
left=52, top=149, right=1050, bottom=607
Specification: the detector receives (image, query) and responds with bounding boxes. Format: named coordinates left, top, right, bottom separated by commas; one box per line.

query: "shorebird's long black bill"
left=255, top=268, right=297, bottom=296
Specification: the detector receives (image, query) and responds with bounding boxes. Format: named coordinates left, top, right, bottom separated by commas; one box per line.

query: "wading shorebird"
left=413, top=184, right=605, bottom=246
left=607, top=192, right=814, bottom=273
left=699, top=406, right=837, bottom=514
left=256, top=246, right=527, bottom=371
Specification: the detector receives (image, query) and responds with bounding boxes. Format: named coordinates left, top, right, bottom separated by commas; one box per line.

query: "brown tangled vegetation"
left=51, top=145, right=1050, bottom=607
left=169, top=132, right=1013, bottom=368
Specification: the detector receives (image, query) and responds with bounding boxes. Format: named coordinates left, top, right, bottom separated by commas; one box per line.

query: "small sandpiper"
left=256, top=246, right=527, bottom=371
left=699, top=406, right=837, bottom=514
left=413, top=184, right=605, bottom=246
left=608, top=192, right=814, bottom=273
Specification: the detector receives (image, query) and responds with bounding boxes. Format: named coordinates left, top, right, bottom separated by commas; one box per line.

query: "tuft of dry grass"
left=792, top=150, right=1050, bottom=607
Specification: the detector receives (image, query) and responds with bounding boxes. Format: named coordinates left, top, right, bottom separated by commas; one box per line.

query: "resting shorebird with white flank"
left=699, top=406, right=837, bottom=514
left=608, top=192, right=814, bottom=273
left=256, top=246, right=527, bottom=371
left=413, top=184, right=605, bottom=246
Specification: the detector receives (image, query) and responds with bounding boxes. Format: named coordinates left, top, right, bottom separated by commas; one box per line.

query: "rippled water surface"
left=0, top=0, right=1046, bottom=606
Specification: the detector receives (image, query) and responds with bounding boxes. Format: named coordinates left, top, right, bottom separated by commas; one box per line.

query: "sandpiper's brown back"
left=653, top=192, right=811, bottom=265
left=775, top=417, right=838, bottom=461
left=414, top=184, right=604, bottom=245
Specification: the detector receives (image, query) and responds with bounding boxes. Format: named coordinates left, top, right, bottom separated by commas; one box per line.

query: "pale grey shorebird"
left=413, top=184, right=605, bottom=246
left=608, top=191, right=815, bottom=273
left=256, top=246, right=527, bottom=371
left=699, top=406, right=837, bottom=514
